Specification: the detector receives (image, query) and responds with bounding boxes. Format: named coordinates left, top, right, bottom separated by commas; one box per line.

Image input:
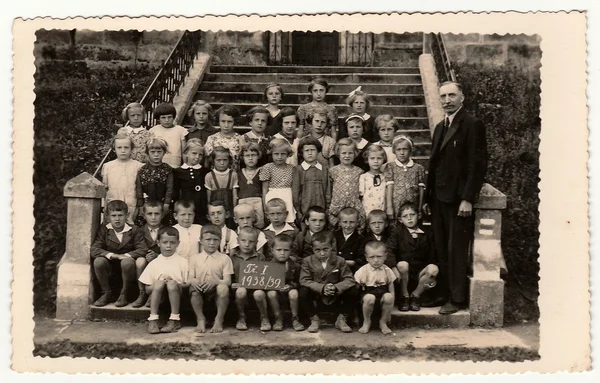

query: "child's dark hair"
left=153, top=103, right=177, bottom=120
left=246, top=106, right=272, bottom=125
left=106, top=200, right=128, bottom=214
left=272, top=233, right=293, bottom=248
left=280, top=106, right=298, bottom=122
left=308, top=77, right=330, bottom=93
left=312, top=230, right=334, bottom=246
left=216, top=105, right=241, bottom=120
left=201, top=224, right=222, bottom=239
left=174, top=200, right=195, bottom=213
left=210, top=146, right=232, bottom=163
left=399, top=201, right=419, bottom=215
left=158, top=226, right=179, bottom=241
left=304, top=205, right=328, bottom=222
left=208, top=200, right=227, bottom=210
left=297, top=136, right=323, bottom=154
left=143, top=200, right=164, bottom=213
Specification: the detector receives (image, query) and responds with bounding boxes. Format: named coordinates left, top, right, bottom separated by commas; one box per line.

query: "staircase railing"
left=92, top=30, right=203, bottom=178
left=428, top=32, right=457, bottom=84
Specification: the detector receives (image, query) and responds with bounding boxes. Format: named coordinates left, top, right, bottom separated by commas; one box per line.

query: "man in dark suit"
left=423, top=81, right=488, bottom=315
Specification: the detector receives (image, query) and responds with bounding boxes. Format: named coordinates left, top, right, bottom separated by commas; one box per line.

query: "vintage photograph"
left=10, top=11, right=590, bottom=375
left=30, top=27, right=541, bottom=362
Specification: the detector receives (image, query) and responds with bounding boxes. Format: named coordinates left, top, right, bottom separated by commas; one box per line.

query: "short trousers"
left=360, top=285, right=389, bottom=302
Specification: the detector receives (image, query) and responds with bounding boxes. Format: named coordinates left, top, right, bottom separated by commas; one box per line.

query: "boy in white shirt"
left=172, top=200, right=202, bottom=260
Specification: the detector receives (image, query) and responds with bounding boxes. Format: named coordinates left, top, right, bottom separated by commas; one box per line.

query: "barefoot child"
left=266, top=234, right=304, bottom=331
left=260, top=138, right=296, bottom=224
left=172, top=200, right=202, bottom=260
left=173, top=138, right=210, bottom=225
left=359, top=144, right=388, bottom=218
left=299, top=231, right=357, bottom=333
left=117, top=102, right=150, bottom=163
left=207, top=201, right=238, bottom=255
left=149, top=102, right=188, bottom=168
left=239, top=106, right=272, bottom=167
left=238, top=143, right=265, bottom=228
left=186, top=100, right=217, bottom=144
left=263, top=198, right=299, bottom=257
left=355, top=241, right=396, bottom=335
left=91, top=200, right=148, bottom=307
left=386, top=202, right=438, bottom=312
left=102, top=133, right=143, bottom=225
left=139, top=227, right=189, bottom=334
left=188, top=224, right=233, bottom=334
left=230, top=227, right=268, bottom=331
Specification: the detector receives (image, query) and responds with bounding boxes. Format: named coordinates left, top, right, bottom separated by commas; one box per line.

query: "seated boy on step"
left=188, top=224, right=233, bottom=334
left=91, top=200, right=147, bottom=308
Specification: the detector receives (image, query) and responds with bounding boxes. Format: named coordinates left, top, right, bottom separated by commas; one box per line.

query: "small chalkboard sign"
left=238, top=260, right=286, bottom=290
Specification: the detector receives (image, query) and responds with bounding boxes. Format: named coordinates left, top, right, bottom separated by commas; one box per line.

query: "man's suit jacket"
left=426, top=107, right=488, bottom=205
left=90, top=225, right=148, bottom=259
left=299, top=254, right=356, bottom=295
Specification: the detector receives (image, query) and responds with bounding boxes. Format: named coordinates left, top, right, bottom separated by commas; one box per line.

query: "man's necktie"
left=442, top=117, right=450, bottom=140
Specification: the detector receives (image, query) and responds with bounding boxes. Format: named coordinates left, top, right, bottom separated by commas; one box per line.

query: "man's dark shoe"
left=93, top=292, right=112, bottom=307
left=420, top=296, right=447, bottom=308
left=399, top=296, right=410, bottom=311
left=409, top=296, right=420, bottom=311
left=439, top=301, right=460, bottom=315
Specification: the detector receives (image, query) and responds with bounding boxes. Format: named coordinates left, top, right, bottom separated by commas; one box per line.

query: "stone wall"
left=201, top=31, right=268, bottom=65
left=443, top=33, right=541, bottom=72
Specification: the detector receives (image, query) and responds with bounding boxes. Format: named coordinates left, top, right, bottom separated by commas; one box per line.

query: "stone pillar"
left=418, top=53, right=445, bottom=136
left=56, top=172, right=105, bottom=320
left=470, top=183, right=507, bottom=327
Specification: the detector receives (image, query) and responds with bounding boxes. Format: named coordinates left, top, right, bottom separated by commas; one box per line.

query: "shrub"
left=454, top=61, right=541, bottom=324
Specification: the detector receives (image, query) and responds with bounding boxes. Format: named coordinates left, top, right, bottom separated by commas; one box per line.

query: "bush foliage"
left=33, top=51, right=158, bottom=316
left=455, top=61, right=541, bottom=323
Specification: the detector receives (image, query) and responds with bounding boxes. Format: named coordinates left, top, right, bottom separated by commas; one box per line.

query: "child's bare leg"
left=412, top=264, right=439, bottom=298
left=166, top=280, right=182, bottom=315
left=379, top=293, right=394, bottom=335
left=190, top=290, right=206, bottom=333
left=288, top=289, right=300, bottom=318
left=235, top=287, right=248, bottom=330
left=211, top=284, right=230, bottom=333
left=132, top=258, right=149, bottom=307
left=146, top=281, right=165, bottom=316
left=267, top=290, right=281, bottom=318
left=396, top=261, right=410, bottom=297
left=359, top=294, right=376, bottom=334
left=254, top=290, right=271, bottom=331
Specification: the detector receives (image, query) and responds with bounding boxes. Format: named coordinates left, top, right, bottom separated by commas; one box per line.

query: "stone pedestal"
left=418, top=53, right=445, bottom=135
left=56, top=172, right=105, bottom=320
left=470, top=183, right=507, bottom=327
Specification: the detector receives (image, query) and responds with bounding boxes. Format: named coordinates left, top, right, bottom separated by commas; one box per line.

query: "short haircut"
left=439, top=81, right=464, bottom=93
left=240, top=142, right=262, bottom=159
left=338, top=207, right=359, bottom=219
left=304, top=205, right=327, bottom=222
left=392, top=135, right=414, bottom=151
left=106, top=200, right=128, bottom=213
left=280, top=106, right=298, bottom=122
left=153, top=103, right=177, bottom=119
left=345, top=89, right=372, bottom=108
left=367, top=209, right=387, bottom=222
left=174, top=200, right=195, bottom=213
left=121, top=102, right=145, bottom=122
left=158, top=226, right=179, bottom=241
left=187, top=100, right=214, bottom=122
left=269, top=138, right=293, bottom=155
left=208, top=200, right=226, bottom=210
left=311, top=230, right=333, bottom=246
left=297, top=136, right=323, bottom=154
left=183, top=138, right=204, bottom=155
left=363, top=143, right=388, bottom=163
left=201, top=224, right=222, bottom=239
left=210, top=146, right=232, bottom=162
left=143, top=200, right=163, bottom=213
left=308, top=107, right=329, bottom=122
left=264, top=82, right=285, bottom=99
left=374, top=114, right=400, bottom=131
left=145, top=137, right=169, bottom=154
left=247, top=106, right=272, bottom=124
left=112, top=132, right=135, bottom=150
left=238, top=226, right=259, bottom=240
left=233, top=203, right=255, bottom=217
left=272, top=233, right=293, bottom=248
left=399, top=201, right=418, bottom=215
left=334, top=137, right=358, bottom=156
left=265, top=198, right=287, bottom=211
left=308, top=77, right=330, bottom=93
left=365, top=240, right=387, bottom=254
left=217, top=104, right=241, bottom=119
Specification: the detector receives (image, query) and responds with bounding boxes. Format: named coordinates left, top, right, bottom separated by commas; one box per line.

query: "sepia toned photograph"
left=10, top=11, right=590, bottom=376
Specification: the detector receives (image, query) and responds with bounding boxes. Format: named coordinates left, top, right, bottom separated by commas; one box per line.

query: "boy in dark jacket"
left=91, top=200, right=148, bottom=307
left=333, top=207, right=365, bottom=272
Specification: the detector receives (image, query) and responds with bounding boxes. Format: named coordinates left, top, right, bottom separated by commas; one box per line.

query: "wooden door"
left=291, top=32, right=339, bottom=66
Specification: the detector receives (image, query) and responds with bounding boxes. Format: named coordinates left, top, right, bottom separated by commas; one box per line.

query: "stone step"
left=204, top=73, right=422, bottom=84
left=209, top=65, right=422, bottom=74
left=390, top=307, right=471, bottom=328
left=195, top=91, right=425, bottom=106
left=209, top=102, right=428, bottom=117
left=198, top=81, right=424, bottom=94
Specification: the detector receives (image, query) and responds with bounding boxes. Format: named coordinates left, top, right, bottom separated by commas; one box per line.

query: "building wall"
left=201, top=31, right=268, bottom=65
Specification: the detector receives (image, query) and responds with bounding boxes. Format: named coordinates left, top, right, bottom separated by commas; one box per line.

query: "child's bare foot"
left=194, top=319, right=206, bottom=334
left=358, top=320, right=371, bottom=334
left=210, top=320, right=224, bottom=333
left=379, top=321, right=392, bottom=335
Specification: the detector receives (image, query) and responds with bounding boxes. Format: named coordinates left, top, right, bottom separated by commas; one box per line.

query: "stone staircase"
left=194, top=65, right=432, bottom=167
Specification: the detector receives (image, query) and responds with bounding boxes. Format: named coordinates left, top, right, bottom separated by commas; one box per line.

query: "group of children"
left=93, top=78, right=438, bottom=335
